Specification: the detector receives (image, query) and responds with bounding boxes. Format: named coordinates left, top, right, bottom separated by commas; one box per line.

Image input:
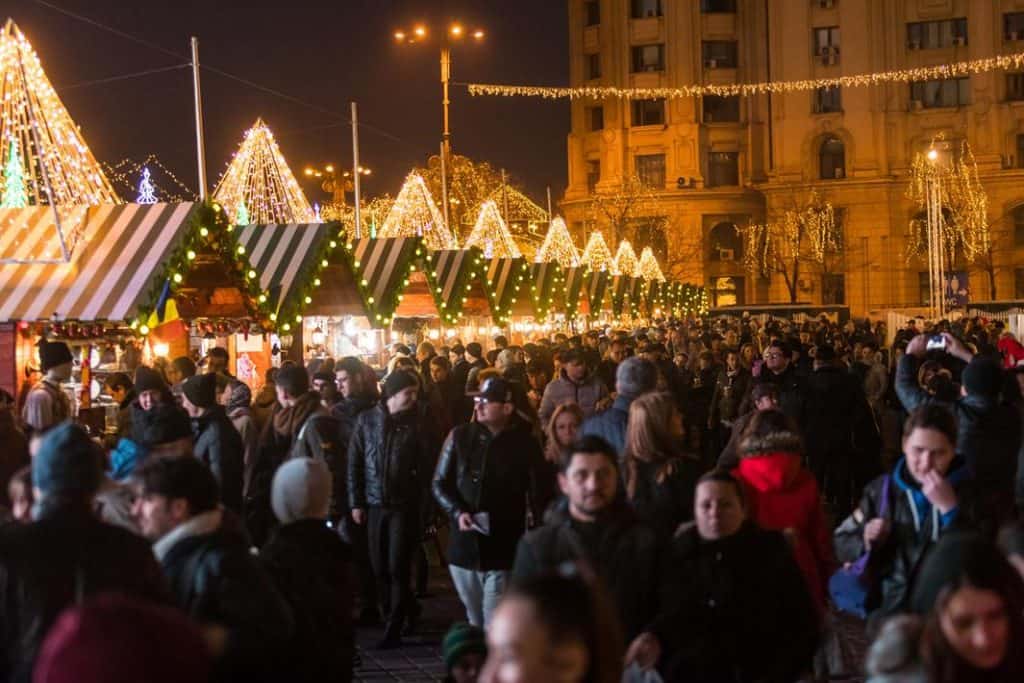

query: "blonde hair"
left=623, top=392, right=680, bottom=500
left=545, top=402, right=584, bottom=465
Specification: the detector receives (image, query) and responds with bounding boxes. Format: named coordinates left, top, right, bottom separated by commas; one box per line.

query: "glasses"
left=763, top=352, right=783, bottom=360
left=474, top=396, right=507, bottom=405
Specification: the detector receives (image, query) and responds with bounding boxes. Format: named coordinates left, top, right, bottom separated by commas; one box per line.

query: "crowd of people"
left=2, top=313, right=1024, bottom=683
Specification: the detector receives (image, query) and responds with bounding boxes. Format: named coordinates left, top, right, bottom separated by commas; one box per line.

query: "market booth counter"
left=414, top=248, right=497, bottom=348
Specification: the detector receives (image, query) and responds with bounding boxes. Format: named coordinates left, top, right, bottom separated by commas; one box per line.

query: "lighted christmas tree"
left=580, top=231, right=614, bottom=272
left=638, top=246, right=666, bottom=281
left=613, top=240, right=640, bottom=277
left=236, top=201, right=250, bottom=226
left=136, top=166, right=157, bottom=204
left=379, top=173, right=455, bottom=250
left=0, top=20, right=118, bottom=207
left=535, top=217, right=580, bottom=268
left=1, top=140, right=26, bottom=208
left=465, top=200, right=522, bottom=258
left=212, top=118, right=314, bottom=224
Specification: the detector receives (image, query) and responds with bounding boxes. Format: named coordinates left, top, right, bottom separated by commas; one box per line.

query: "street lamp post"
left=303, top=164, right=372, bottom=208
left=394, top=22, right=485, bottom=233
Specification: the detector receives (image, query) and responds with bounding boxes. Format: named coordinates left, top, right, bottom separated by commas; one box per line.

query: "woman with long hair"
left=622, top=392, right=700, bottom=539
left=544, top=403, right=584, bottom=467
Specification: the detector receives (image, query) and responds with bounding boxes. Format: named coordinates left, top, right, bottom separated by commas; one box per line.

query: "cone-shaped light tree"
left=464, top=200, right=521, bottom=258
left=613, top=240, right=640, bottom=277
left=580, top=231, right=614, bottom=272
left=638, top=246, right=666, bottom=281
left=535, top=217, right=580, bottom=268
left=379, top=172, right=456, bottom=250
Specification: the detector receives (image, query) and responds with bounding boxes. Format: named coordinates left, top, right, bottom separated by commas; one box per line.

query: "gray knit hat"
left=271, top=458, right=332, bottom=524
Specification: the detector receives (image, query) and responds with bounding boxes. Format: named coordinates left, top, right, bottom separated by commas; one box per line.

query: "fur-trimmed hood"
left=738, top=429, right=802, bottom=457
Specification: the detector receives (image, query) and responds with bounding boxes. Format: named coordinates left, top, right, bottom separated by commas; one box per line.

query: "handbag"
left=828, top=474, right=890, bottom=618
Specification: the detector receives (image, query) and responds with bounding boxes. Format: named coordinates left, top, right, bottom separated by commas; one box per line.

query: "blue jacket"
left=580, top=394, right=633, bottom=458
left=110, top=438, right=147, bottom=481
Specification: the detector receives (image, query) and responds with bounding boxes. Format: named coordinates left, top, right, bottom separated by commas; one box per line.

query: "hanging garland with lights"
left=562, top=266, right=592, bottom=319
left=467, top=49, right=1024, bottom=99
left=530, top=260, right=564, bottom=321
left=586, top=268, right=610, bottom=316
left=423, top=248, right=487, bottom=326
left=347, top=236, right=425, bottom=327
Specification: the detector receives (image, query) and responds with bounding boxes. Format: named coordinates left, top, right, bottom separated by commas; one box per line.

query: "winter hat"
left=181, top=373, right=216, bottom=409
left=909, top=532, right=1023, bottom=615
left=133, top=366, right=167, bottom=395
left=38, top=340, right=73, bottom=373
left=33, top=422, right=103, bottom=496
left=442, top=622, right=486, bottom=670
left=383, top=369, right=418, bottom=399
left=465, top=342, right=483, bottom=359
left=961, top=356, right=1003, bottom=398
left=271, top=457, right=332, bottom=524
left=813, top=344, right=837, bottom=362
left=132, top=402, right=192, bottom=447
left=34, top=594, right=210, bottom=683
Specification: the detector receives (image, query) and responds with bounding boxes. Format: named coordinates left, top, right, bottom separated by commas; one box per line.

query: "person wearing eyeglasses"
left=744, top=340, right=806, bottom=423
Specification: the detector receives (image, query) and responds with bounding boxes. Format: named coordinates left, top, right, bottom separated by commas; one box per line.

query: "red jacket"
left=733, top=452, right=836, bottom=612
left=997, top=335, right=1024, bottom=369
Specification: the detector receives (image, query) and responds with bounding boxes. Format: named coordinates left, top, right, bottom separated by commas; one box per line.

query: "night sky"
left=12, top=0, right=569, bottom=204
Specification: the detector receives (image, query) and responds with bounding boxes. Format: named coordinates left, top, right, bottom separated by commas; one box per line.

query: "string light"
left=464, top=200, right=522, bottom=258
left=613, top=240, right=639, bottom=277
left=0, top=20, right=119, bottom=212
left=535, top=217, right=580, bottom=268
left=580, top=231, right=613, bottom=272
left=638, top=246, right=666, bottom=282
left=468, top=50, right=1024, bottom=99
left=136, top=167, right=157, bottom=204
left=1, top=140, right=26, bottom=208
left=378, top=172, right=456, bottom=250
left=212, top=117, right=315, bottom=224
left=103, top=154, right=194, bottom=201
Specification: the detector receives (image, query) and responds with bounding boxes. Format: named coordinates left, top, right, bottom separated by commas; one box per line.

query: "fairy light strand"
left=613, top=240, right=639, bottom=278
left=378, top=172, right=456, bottom=250
left=535, top=216, right=581, bottom=268
left=464, top=200, right=522, bottom=258
left=580, top=231, right=613, bottom=273
left=638, top=246, right=666, bottom=282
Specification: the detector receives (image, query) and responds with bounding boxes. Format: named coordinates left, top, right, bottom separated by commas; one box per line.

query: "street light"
left=394, top=20, right=485, bottom=228
left=303, top=164, right=372, bottom=206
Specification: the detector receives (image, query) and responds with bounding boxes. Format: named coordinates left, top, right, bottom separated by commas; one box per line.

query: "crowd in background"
left=1, top=312, right=1024, bottom=682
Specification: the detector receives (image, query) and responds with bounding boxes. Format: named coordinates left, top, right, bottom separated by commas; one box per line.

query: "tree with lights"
left=1, top=140, right=26, bottom=208
left=638, top=246, right=666, bottom=281
left=740, top=191, right=840, bottom=304
left=580, top=231, right=614, bottom=272
left=465, top=200, right=522, bottom=258
left=588, top=174, right=663, bottom=244
left=613, top=240, right=640, bottom=277
left=0, top=20, right=118, bottom=208
left=212, top=118, right=314, bottom=225
left=535, top=217, right=580, bottom=268
left=136, top=166, right=157, bottom=204
left=379, top=173, right=456, bottom=250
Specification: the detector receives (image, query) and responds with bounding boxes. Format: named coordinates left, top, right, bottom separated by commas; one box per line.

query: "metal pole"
left=440, top=142, right=451, bottom=239
left=441, top=44, right=452, bottom=164
left=501, top=169, right=510, bottom=224
left=547, top=186, right=553, bottom=222
left=351, top=102, right=362, bottom=238
left=190, top=37, right=209, bottom=201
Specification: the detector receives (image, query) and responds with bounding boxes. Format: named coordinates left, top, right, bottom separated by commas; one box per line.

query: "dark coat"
left=432, top=416, right=547, bottom=570
left=708, top=367, right=751, bottom=425
left=0, top=502, right=168, bottom=683
left=260, top=519, right=354, bottom=683
left=627, top=456, right=700, bottom=540
left=651, top=522, right=819, bottom=683
left=746, top=363, right=805, bottom=422
left=347, top=403, right=438, bottom=510
left=717, top=409, right=755, bottom=470
left=512, top=504, right=658, bottom=640
left=192, top=406, right=245, bottom=513
left=833, top=456, right=974, bottom=622
left=580, top=394, right=634, bottom=458
left=161, top=525, right=295, bottom=681
left=288, top=413, right=349, bottom=521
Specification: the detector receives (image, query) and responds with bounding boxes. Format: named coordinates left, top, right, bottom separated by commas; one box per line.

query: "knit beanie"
left=39, top=340, right=73, bottom=373
left=132, top=402, right=192, bottom=447
left=442, top=622, right=486, bottom=670
left=181, top=373, right=216, bottom=409
left=961, top=356, right=1003, bottom=398
left=134, top=366, right=167, bottom=395
left=34, top=594, right=210, bottom=683
left=383, top=369, right=418, bottom=399
left=271, top=458, right=332, bottom=524
left=33, top=422, right=103, bottom=496
left=909, top=532, right=1023, bottom=614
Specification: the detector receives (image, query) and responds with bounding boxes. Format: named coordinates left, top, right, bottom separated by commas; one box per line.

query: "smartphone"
left=926, top=335, right=946, bottom=351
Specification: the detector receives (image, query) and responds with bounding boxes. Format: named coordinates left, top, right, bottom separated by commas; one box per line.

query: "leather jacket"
left=192, top=406, right=245, bottom=513
left=347, top=403, right=438, bottom=510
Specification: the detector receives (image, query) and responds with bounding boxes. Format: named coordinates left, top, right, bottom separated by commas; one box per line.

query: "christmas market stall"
left=418, top=247, right=495, bottom=346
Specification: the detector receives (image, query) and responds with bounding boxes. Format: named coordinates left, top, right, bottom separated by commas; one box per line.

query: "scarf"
left=226, top=381, right=252, bottom=413
left=272, top=391, right=324, bottom=438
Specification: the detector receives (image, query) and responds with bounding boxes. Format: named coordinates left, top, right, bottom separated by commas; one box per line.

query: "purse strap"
left=877, top=474, right=891, bottom=518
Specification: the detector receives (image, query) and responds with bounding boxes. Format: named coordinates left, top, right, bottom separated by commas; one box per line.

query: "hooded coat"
left=537, top=368, right=609, bottom=425
left=192, top=406, right=244, bottom=513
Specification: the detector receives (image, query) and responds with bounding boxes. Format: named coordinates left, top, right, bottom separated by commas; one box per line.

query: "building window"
left=710, top=276, right=744, bottom=306
left=910, top=78, right=970, bottom=109
left=636, top=154, right=666, bottom=188
left=631, top=0, right=663, bottom=19
left=701, top=0, right=737, bottom=12
left=585, top=0, right=600, bottom=26
left=707, top=152, right=739, bottom=187
left=813, top=86, right=842, bottom=113
left=631, top=44, right=664, bottom=72
left=702, top=41, right=738, bottom=69
left=814, top=26, right=840, bottom=64
left=708, top=222, right=743, bottom=261
left=822, top=274, right=845, bottom=304
left=586, top=53, right=601, bottom=80
left=1005, top=12, right=1024, bottom=40
left=586, top=160, right=600, bottom=191
left=1008, top=73, right=1024, bottom=101
left=819, top=136, right=845, bottom=179
left=587, top=106, right=604, bottom=131
left=907, top=18, right=967, bottom=50
left=703, top=95, right=740, bottom=122
left=632, top=99, right=665, bottom=126
left=1014, top=205, right=1024, bottom=246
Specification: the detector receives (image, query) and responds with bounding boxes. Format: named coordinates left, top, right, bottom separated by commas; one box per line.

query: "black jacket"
left=260, top=519, right=354, bottom=683
left=709, top=367, right=751, bottom=425
left=432, top=416, right=547, bottom=570
left=651, top=522, right=819, bottom=683
left=193, top=406, right=245, bottom=513
left=628, top=456, right=700, bottom=541
left=0, top=501, right=168, bottom=683
left=746, top=363, right=805, bottom=422
left=347, top=403, right=438, bottom=510
left=161, top=524, right=294, bottom=681
left=513, top=504, right=658, bottom=640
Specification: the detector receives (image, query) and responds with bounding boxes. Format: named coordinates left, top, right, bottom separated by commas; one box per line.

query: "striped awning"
left=563, top=266, right=591, bottom=318
left=609, top=275, right=630, bottom=316
left=425, top=249, right=485, bottom=322
left=236, top=223, right=331, bottom=314
left=485, top=257, right=528, bottom=322
left=530, top=261, right=562, bottom=319
left=352, top=237, right=422, bottom=322
left=0, top=203, right=200, bottom=323
left=587, top=270, right=609, bottom=314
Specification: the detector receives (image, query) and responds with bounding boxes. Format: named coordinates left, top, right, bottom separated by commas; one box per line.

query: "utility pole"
left=351, top=102, right=362, bottom=238
left=190, top=37, right=208, bottom=201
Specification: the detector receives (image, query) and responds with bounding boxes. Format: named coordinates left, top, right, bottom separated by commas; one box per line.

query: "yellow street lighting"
left=473, top=30, right=485, bottom=40
left=414, top=25, right=427, bottom=37
left=394, top=31, right=406, bottom=41
left=450, top=24, right=463, bottom=37
left=325, top=164, right=334, bottom=172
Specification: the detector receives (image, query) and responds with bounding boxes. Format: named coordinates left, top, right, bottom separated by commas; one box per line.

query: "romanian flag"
left=148, top=279, right=186, bottom=341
